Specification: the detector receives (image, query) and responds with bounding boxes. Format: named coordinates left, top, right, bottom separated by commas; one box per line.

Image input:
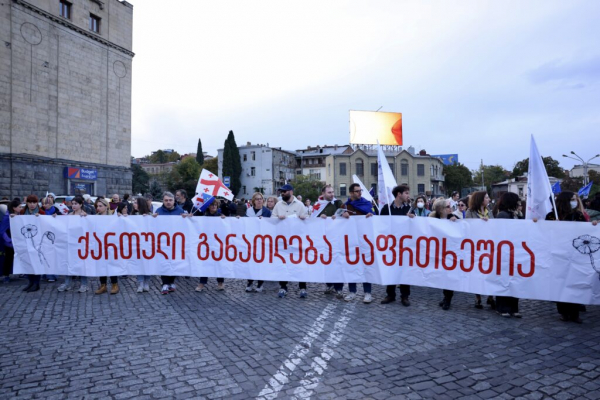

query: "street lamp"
left=562, top=152, right=600, bottom=186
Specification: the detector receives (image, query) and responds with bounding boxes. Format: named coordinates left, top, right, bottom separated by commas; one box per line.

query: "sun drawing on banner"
left=21, top=224, right=55, bottom=270
left=573, top=235, right=600, bottom=280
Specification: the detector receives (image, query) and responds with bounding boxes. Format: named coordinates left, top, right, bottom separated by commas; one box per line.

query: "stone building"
left=217, top=142, right=296, bottom=198
left=295, top=144, right=350, bottom=181
left=324, top=146, right=446, bottom=200
left=0, top=0, right=134, bottom=198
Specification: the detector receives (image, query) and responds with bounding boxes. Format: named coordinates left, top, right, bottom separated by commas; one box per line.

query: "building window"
left=279, top=171, right=285, bottom=180
left=296, top=170, right=302, bottom=175
left=59, top=0, right=71, bottom=19
left=242, top=186, right=247, bottom=195
left=243, top=154, right=247, bottom=162
left=418, top=184, right=425, bottom=194
left=309, top=169, right=321, bottom=180
left=251, top=151, right=256, bottom=161
left=251, top=167, right=256, bottom=176
left=401, top=161, right=409, bottom=176
left=90, top=14, right=101, bottom=33
left=417, top=164, right=425, bottom=176
left=340, top=183, right=347, bottom=197
left=371, top=163, right=377, bottom=177
left=340, top=162, right=347, bottom=176
left=328, top=164, right=331, bottom=176
left=356, top=159, right=364, bottom=176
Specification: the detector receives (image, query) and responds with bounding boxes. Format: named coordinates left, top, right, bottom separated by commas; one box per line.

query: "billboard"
left=431, top=154, right=459, bottom=166
left=350, top=111, right=402, bottom=145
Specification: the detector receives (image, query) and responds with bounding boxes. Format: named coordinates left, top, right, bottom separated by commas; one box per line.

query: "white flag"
left=195, top=169, right=234, bottom=201
left=526, top=135, right=554, bottom=220
left=377, top=142, right=397, bottom=211
left=352, top=174, right=374, bottom=203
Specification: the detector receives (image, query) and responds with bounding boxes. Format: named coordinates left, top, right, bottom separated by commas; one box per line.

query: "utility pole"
left=562, top=152, right=600, bottom=186
left=481, top=159, right=484, bottom=188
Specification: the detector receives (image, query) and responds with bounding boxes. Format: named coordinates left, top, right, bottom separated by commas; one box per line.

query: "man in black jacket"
left=175, top=189, right=194, bottom=214
left=379, top=185, right=414, bottom=306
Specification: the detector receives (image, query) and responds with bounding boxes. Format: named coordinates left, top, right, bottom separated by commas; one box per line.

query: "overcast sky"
left=131, top=1, right=600, bottom=172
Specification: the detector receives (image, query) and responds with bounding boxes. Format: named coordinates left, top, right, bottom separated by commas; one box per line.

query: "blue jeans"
left=65, top=276, right=88, bottom=286
left=46, top=275, right=58, bottom=281
left=137, top=275, right=151, bottom=284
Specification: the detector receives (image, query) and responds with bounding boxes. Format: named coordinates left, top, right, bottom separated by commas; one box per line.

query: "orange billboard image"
left=349, top=111, right=402, bottom=145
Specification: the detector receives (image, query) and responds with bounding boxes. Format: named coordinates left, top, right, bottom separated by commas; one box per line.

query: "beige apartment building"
left=324, top=146, right=445, bottom=200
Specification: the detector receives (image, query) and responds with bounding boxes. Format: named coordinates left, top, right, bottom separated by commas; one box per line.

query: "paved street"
left=0, top=277, right=599, bottom=400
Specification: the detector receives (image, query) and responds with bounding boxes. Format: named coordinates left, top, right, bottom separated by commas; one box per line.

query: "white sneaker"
left=137, top=285, right=144, bottom=293
left=245, top=285, right=254, bottom=292
left=344, top=293, right=356, bottom=301
left=57, top=283, right=71, bottom=292
left=168, top=284, right=176, bottom=292
left=143, top=283, right=150, bottom=292
left=78, top=285, right=88, bottom=293
left=255, top=286, right=264, bottom=293
left=335, top=290, right=344, bottom=299
left=363, top=293, right=373, bottom=303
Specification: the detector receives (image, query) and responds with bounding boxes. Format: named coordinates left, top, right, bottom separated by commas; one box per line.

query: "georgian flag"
left=195, top=169, right=234, bottom=201
left=311, top=196, right=338, bottom=218
left=193, top=192, right=215, bottom=213
left=57, top=203, right=70, bottom=215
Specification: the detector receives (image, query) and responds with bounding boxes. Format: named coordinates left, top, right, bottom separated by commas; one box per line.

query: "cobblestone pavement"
left=0, top=276, right=599, bottom=400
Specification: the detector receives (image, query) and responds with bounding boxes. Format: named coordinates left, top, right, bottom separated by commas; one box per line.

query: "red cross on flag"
left=195, top=169, right=234, bottom=201
left=57, top=203, right=70, bottom=215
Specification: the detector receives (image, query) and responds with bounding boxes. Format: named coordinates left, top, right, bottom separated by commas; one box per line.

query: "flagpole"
left=549, top=181, right=558, bottom=220
left=377, top=141, right=393, bottom=217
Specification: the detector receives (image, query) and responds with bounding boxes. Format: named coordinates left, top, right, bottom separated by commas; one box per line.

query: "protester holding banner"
left=408, top=195, right=431, bottom=217
left=154, top=192, right=186, bottom=295
left=380, top=185, right=414, bottom=307
left=453, top=197, right=468, bottom=219
left=546, top=191, right=598, bottom=323
left=57, top=196, right=89, bottom=293
left=40, top=197, right=60, bottom=282
left=338, top=183, right=375, bottom=303
left=312, top=185, right=345, bottom=296
left=428, top=198, right=459, bottom=310
left=271, top=184, right=308, bottom=298
left=587, top=197, right=600, bottom=222
left=494, top=192, right=523, bottom=318
left=1, top=200, right=21, bottom=284
left=576, top=195, right=590, bottom=222
left=175, top=190, right=194, bottom=214
left=196, top=200, right=226, bottom=292
left=266, top=197, right=277, bottom=212
left=243, top=193, right=271, bottom=293
left=133, top=197, right=153, bottom=293
left=465, top=191, right=495, bottom=310
left=93, top=198, right=120, bottom=295
left=20, top=195, right=45, bottom=292
left=116, top=202, right=129, bottom=216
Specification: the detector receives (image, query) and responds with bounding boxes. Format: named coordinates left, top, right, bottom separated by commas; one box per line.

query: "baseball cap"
left=279, top=184, right=293, bottom=191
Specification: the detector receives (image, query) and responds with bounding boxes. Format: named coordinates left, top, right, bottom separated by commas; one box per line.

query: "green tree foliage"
left=148, top=180, right=163, bottom=199
left=131, top=164, right=150, bottom=195
left=196, top=139, right=204, bottom=165
left=202, top=157, right=218, bottom=175
left=512, top=156, right=565, bottom=179
left=291, top=175, right=323, bottom=202
left=222, top=131, right=242, bottom=195
left=472, top=165, right=509, bottom=194
left=166, top=157, right=201, bottom=195
left=149, top=150, right=180, bottom=164
left=443, top=163, right=473, bottom=194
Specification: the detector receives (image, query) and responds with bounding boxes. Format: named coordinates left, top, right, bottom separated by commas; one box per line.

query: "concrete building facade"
left=0, top=0, right=134, bottom=198
left=324, top=146, right=446, bottom=201
left=217, top=143, right=296, bottom=198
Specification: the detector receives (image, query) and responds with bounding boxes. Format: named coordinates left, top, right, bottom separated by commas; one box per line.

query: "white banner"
left=11, top=216, right=600, bottom=304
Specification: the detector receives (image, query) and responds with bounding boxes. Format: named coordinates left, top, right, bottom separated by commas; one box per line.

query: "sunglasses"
left=458, top=203, right=466, bottom=207
left=352, top=189, right=363, bottom=193
left=281, top=190, right=289, bottom=194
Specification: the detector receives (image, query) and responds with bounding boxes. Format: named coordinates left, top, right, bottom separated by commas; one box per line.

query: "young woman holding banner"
left=546, top=191, right=598, bottom=323
left=132, top=197, right=153, bottom=293
left=58, top=196, right=89, bottom=293
left=429, top=198, right=458, bottom=310
left=244, top=192, right=271, bottom=293
left=94, top=198, right=119, bottom=295
left=465, top=191, right=495, bottom=310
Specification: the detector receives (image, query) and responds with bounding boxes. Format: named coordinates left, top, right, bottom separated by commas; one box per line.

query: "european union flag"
left=578, top=182, right=593, bottom=198
left=551, top=181, right=561, bottom=194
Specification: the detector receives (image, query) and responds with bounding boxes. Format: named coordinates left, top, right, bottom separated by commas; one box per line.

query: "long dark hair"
left=8, top=199, right=20, bottom=214
left=135, top=197, right=151, bottom=215
left=498, top=192, right=520, bottom=213
left=555, top=191, right=576, bottom=221
left=468, top=191, right=487, bottom=212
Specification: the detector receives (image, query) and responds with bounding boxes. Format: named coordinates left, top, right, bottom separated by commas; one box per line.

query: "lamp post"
left=562, top=152, right=600, bottom=186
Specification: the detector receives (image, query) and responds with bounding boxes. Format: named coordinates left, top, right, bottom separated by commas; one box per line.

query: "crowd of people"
left=0, top=185, right=598, bottom=323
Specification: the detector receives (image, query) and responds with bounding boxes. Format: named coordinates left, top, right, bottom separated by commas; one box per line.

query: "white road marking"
left=291, top=304, right=355, bottom=399
left=257, top=303, right=337, bottom=400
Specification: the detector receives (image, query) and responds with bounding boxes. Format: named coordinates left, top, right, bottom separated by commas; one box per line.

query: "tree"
left=148, top=180, right=163, bottom=199
left=149, top=150, right=180, bottom=164
left=166, top=157, right=201, bottom=195
left=291, top=175, right=323, bottom=202
left=222, top=130, right=242, bottom=195
left=443, top=163, right=473, bottom=194
left=512, top=156, right=565, bottom=179
left=131, top=164, right=150, bottom=195
left=203, top=157, right=218, bottom=174
left=196, top=139, right=204, bottom=165
left=472, top=165, right=509, bottom=194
